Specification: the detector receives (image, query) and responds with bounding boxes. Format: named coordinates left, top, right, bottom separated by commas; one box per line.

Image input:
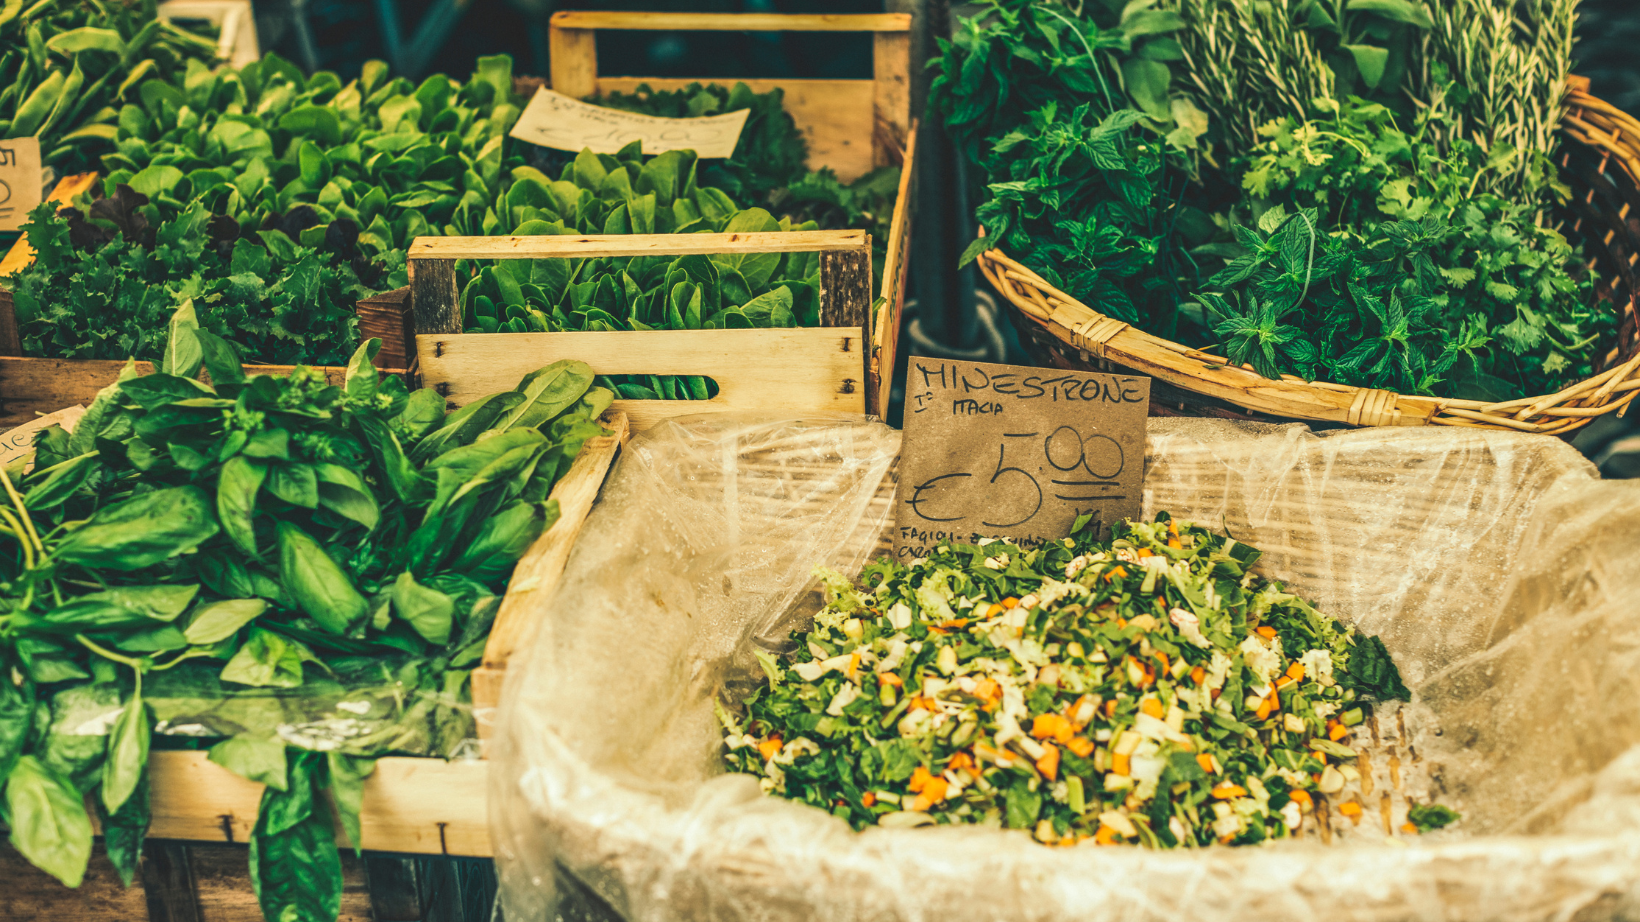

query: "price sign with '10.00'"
left=894, top=360, right=1149, bottom=559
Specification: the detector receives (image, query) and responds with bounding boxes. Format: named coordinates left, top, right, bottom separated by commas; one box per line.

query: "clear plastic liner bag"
left=491, top=414, right=1640, bottom=922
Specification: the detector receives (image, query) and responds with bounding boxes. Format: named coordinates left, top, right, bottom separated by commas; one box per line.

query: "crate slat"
left=549, top=11, right=911, bottom=32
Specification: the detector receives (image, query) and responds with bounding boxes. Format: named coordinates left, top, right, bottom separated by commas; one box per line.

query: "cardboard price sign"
left=509, top=88, right=751, bottom=159
left=0, top=137, right=42, bottom=232
left=895, top=360, right=1148, bottom=558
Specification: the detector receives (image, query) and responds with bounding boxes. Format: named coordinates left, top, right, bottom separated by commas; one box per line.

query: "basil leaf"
left=249, top=753, right=342, bottom=922
left=98, top=773, right=149, bottom=887
left=208, top=735, right=288, bottom=791
left=391, top=570, right=454, bottom=645
left=277, top=522, right=368, bottom=634
left=100, top=687, right=149, bottom=814
left=267, top=461, right=319, bottom=509
left=6, top=756, right=93, bottom=888
left=493, top=360, right=594, bottom=432
left=314, top=463, right=379, bottom=530
left=55, top=486, right=220, bottom=571
left=0, top=672, right=36, bottom=781
left=326, top=753, right=376, bottom=852
left=220, top=628, right=310, bottom=688
left=22, top=451, right=101, bottom=510
left=217, top=456, right=267, bottom=555
left=451, top=501, right=557, bottom=581
left=183, top=598, right=267, bottom=645
left=159, top=300, right=205, bottom=378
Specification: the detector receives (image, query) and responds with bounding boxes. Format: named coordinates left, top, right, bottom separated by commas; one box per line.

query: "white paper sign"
left=509, top=88, right=750, bottom=159
left=0, top=136, right=42, bottom=232
left=0, top=405, right=86, bottom=468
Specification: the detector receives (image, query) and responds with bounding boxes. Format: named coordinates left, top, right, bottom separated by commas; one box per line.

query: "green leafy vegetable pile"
left=726, top=514, right=1458, bottom=846
left=0, top=0, right=221, bottom=174
left=937, top=0, right=1603, bottom=403
left=0, top=303, right=609, bottom=920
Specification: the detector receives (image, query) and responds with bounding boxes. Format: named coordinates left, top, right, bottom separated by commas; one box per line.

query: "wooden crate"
left=373, top=10, right=917, bottom=421
left=408, top=230, right=883, bottom=429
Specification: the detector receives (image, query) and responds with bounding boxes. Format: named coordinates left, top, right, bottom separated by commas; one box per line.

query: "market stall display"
left=943, top=0, right=1637, bottom=434
left=492, top=413, right=1640, bottom=921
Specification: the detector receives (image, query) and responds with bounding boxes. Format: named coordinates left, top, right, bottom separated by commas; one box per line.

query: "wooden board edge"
left=550, top=11, right=910, bottom=32
left=478, top=410, right=630, bottom=675
left=874, top=119, right=918, bottom=419
left=147, top=751, right=492, bottom=857
left=408, top=230, right=868, bottom=260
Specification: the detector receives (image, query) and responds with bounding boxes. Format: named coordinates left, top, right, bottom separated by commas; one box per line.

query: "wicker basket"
left=975, top=77, right=1640, bottom=435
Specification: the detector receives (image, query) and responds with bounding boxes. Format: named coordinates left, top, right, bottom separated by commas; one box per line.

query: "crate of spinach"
left=0, top=302, right=623, bottom=922
left=942, top=0, right=1633, bottom=436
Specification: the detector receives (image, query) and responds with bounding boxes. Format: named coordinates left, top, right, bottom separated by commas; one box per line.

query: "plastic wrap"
left=491, top=414, right=1640, bottom=922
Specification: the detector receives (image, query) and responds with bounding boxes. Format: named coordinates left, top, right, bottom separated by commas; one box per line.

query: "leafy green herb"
left=1407, top=802, right=1461, bottom=832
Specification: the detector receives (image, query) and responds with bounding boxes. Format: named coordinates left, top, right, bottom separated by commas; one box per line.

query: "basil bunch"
left=0, top=303, right=609, bottom=915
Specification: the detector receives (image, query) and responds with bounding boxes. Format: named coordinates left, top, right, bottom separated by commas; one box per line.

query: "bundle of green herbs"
left=0, top=0, right=221, bottom=174
left=726, top=514, right=1459, bottom=846
left=0, top=304, right=609, bottom=921
left=937, top=0, right=1601, bottom=402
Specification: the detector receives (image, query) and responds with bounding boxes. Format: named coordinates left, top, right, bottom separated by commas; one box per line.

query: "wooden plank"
left=550, top=11, right=910, bottom=32
left=0, top=358, right=349, bottom=432
left=0, top=842, right=151, bottom=921
left=356, top=286, right=413, bottom=371
left=820, top=248, right=873, bottom=410
left=547, top=24, right=597, bottom=100
left=408, top=257, right=460, bottom=337
left=474, top=411, right=629, bottom=729
left=409, top=230, right=867, bottom=260
left=141, top=841, right=202, bottom=922
left=872, top=32, right=912, bottom=168
left=0, top=288, right=20, bottom=357
left=874, top=120, right=918, bottom=419
left=594, top=78, right=876, bottom=181
left=0, top=171, right=99, bottom=278
left=146, top=752, right=492, bottom=857
left=186, top=844, right=372, bottom=922
left=417, top=327, right=865, bottom=422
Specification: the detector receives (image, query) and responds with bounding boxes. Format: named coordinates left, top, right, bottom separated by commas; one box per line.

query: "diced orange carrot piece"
left=1255, top=694, right=1276, bottom=720
left=1067, top=736, right=1095, bottom=758
left=1256, top=625, right=1277, bottom=639
left=1155, top=651, right=1170, bottom=675
left=1312, top=751, right=1328, bottom=765
left=1329, top=723, right=1349, bottom=741
left=879, top=673, right=903, bottom=687
left=985, top=602, right=1006, bottom=618
left=1191, top=665, right=1207, bottom=685
left=1105, top=699, right=1119, bottom=717
left=1211, top=782, right=1247, bottom=800
left=948, top=751, right=975, bottom=772
left=1401, top=822, right=1419, bottom=834
left=908, top=766, right=932, bottom=793
left=1337, top=802, right=1363, bottom=818
left=1286, top=662, right=1306, bottom=681
left=1136, top=547, right=1154, bottom=558
left=922, top=776, right=949, bottom=803
left=1112, top=753, right=1131, bottom=776
left=862, top=792, right=876, bottom=807
left=1289, top=790, right=1312, bottom=807
left=1168, top=537, right=1182, bottom=549
left=1107, top=566, right=1128, bottom=581
left=1032, top=713, right=1072, bottom=741
left=1095, top=824, right=1120, bottom=845
left=1196, top=753, right=1218, bottom=775
left=1003, top=596, right=1020, bottom=608
left=1065, top=694, right=1096, bottom=728
left=1140, top=698, right=1165, bottom=719
left=1036, top=743, right=1060, bottom=780
left=758, top=737, right=783, bottom=760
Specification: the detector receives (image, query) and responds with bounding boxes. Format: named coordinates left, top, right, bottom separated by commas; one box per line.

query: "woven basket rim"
left=975, top=79, right=1640, bottom=434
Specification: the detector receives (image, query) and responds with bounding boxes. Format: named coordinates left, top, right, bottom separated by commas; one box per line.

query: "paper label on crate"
left=0, top=137, right=42, bottom=232
left=894, top=360, right=1149, bottom=559
left=510, top=88, right=750, bottom=159
left=0, top=405, right=85, bottom=468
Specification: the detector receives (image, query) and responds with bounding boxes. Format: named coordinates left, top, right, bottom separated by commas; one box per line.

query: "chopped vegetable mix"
left=726, top=514, right=1458, bottom=846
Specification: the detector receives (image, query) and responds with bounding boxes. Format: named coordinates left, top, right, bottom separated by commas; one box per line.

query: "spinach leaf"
left=6, top=756, right=93, bottom=888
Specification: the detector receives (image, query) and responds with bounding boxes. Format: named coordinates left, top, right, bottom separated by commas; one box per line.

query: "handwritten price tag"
left=894, top=360, right=1149, bottom=559
left=0, top=405, right=85, bottom=467
left=0, top=137, right=42, bottom=232
left=509, top=88, right=751, bottom=159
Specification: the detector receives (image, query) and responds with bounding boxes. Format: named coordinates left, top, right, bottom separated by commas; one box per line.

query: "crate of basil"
left=372, top=11, right=915, bottom=424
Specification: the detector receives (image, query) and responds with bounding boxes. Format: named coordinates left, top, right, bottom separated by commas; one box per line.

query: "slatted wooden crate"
left=366, top=10, right=917, bottom=422
left=408, top=230, right=880, bottom=430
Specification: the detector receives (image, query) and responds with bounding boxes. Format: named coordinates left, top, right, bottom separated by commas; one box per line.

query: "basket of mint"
left=943, top=0, right=1638, bottom=435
